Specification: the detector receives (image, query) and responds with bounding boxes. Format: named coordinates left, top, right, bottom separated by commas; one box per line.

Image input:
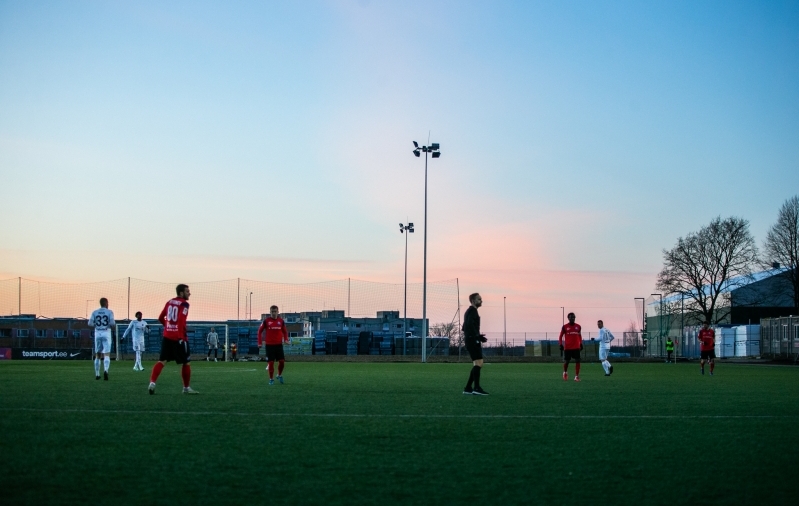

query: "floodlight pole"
left=400, top=222, right=414, bottom=356
left=412, top=141, right=440, bottom=363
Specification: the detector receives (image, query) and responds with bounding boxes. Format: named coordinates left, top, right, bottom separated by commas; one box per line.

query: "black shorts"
left=700, top=350, right=716, bottom=360
left=266, top=344, right=285, bottom=362
left=465, top=343, right=483, bottom=361
left=563, top=349, right=581, bottom=363
left=159, top=338, right=191, bottom=364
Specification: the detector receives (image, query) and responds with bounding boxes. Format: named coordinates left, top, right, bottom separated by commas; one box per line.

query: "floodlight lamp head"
left=413, top=150, right=420, bottom=157
left=432, top=151, right=441, bottom=158
left=431, top=143, right=439, bottom=150
left=413, top=141, right=419, bottom=148
left=408, top=224, right=414, bottom=233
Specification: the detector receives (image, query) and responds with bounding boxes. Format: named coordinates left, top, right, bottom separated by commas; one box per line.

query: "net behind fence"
left=0, top=277, right=460, bottom=327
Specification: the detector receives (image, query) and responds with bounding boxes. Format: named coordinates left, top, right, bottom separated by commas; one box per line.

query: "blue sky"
left=1, top=1, right=797, bottom=331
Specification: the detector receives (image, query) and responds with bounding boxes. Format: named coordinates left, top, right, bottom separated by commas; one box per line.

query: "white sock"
left=104, top=356, right=110, bottom=372
left=94, top=358, right=100, bottom=375
left=136, top=351, right=141, bottom=368
left=602, top=360, right=609, bottom=374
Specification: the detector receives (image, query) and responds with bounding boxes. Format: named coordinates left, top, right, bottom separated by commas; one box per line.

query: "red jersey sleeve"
left=177, top=301, right=189, bottom=338
left=158, top=303, right=168, bottom=326
left=257, top=320, right=266, bottom=346
left=558, top=325, right=566, bottom=346
left=282, top=321, right=289, bottom=343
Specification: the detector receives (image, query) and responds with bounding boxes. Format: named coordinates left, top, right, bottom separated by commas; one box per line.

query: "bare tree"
left=430, top=321, right=459, bottom=347
left=656, top=216, right=758, bottom=325
left=623, top=320, right=641, bottom=347
left=763, top=195, right=799, bottom=312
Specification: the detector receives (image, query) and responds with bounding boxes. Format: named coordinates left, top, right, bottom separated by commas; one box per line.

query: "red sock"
left=268, top=361, right=274, bottom=379
left=710, top=362, right=715, bottom=373
left=278, top=360, right=285, bottom=375
left=575, top=363, right=581, bottom=376
left=150, top=362, right=165, bottom=383
left=181, top=364, right=191, bottom=388
left=563, top=363, right=568, bottom=373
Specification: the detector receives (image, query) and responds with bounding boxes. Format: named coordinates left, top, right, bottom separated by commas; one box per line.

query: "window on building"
left=35, top=329, right=47, bottom=338
left=355, top=323, right=361, bottom=328
left=53, top=330, right=67, bottom=338
left=396, top=324, right=402, bottom=328
left=289, top=332, right=298, bottom=337
left=17, top=329, right=29, bottom=337
left=0, top=328, right=11, bottom=337
left=72, top=330, right=82, bottom=339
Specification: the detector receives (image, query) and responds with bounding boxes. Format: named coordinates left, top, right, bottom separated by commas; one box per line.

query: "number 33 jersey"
left=158, top=297, right=190, bottom=341
left=88, top=308, right=116, bottom=337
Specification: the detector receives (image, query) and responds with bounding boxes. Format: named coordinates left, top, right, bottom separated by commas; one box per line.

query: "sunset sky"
left=1, top=1, right=798, bottom=332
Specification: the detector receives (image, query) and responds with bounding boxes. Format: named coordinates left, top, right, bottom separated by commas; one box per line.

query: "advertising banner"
left=0, top=348, right=11, bottom=360
left=11, top=349, right=92, bottom=360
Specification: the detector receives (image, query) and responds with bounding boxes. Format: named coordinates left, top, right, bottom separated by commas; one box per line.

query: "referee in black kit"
left=462, top=292, right=489, bottom=395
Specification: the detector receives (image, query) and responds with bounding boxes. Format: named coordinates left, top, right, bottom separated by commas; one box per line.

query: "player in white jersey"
left=123, top=311, right=148, bottom=371
left=596, top=320, right=615, bottom=376
left=88, top=298, right=116, bottom=380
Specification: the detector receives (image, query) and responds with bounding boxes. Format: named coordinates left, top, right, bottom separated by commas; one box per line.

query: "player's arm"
left=109, top=312, right=116, bottom=329
left=177, top=302, right=189, bottom=339
left=558, top=326, right=565, bottom=349
left=122, top=323, right=132, bottom=339
left=282, top=320, right=289, bottom=344
left=87, top=310, right=95, bottom=327
left=158, top=304, right=167, bottom=326
left=257, top=321, right=265, bottom=346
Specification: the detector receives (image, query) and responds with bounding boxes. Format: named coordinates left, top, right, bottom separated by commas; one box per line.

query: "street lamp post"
left=399, top=222, right=414, bottom=355
left=503, top=296, right=507, bottom=353
left=651, top=293, right=663, bottom=358
left=412, top=140, right=440, bottom=363
left=634, top=297, right=645, bottom=356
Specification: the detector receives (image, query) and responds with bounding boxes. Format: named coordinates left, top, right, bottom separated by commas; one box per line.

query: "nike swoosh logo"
left=69, top=353, right=80, bottom=357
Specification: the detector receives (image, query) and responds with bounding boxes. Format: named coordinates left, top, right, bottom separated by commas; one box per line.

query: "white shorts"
left=94, top=332, right=112, bottom=354
left=133, top=339, right=145, bottom=352
left=599, top=347, right=610, bottom=361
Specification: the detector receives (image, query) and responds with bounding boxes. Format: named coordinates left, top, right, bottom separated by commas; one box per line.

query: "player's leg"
left=700, top=355, right=706, bottom=374
left=94, top=337, right=102, bottom=378
left=563, top=354, right=570, bottom=380
left=149, top=338, right=171, bottom=394
left=177, top=340, right=196, bottom=394
left=472, top=357, right=488, bottom=395
left=574, top=352, right=581, bottom=381
left=277, top=346, right=286, bottom=383
left=101, top=335, right=111, bottom=379
left=709, top=354, right=715, bottom=375
left=599, top=347, right=609, bottom=375
left=214, top=347, right=218, bottom=361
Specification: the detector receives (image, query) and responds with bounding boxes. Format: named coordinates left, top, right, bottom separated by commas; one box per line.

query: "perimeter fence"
left=0, top=277, right=460, bottom=325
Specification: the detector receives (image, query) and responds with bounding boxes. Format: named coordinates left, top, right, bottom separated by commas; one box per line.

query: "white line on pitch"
left=0, top=408, right=792, bottom=419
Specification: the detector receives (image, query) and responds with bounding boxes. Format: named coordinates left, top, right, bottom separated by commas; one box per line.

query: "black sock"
left=473, top=366, right=482, bottom=389
left=465, top=368, right=475, bottom=389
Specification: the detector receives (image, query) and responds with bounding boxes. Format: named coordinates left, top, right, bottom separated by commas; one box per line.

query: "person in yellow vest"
left=665, top=337, right=675, bottom=363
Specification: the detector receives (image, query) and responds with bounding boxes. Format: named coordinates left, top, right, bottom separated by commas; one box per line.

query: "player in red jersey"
left=697, top=321, right=716, bottom=376
left=258, top=305, right=289, bottom=385
left=559, top=312, right=584, bottom=382
left=148, top=284, right=198, bottom=394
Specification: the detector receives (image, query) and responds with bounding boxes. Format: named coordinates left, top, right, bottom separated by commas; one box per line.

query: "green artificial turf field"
left=1, top=360, right=797, bottom=506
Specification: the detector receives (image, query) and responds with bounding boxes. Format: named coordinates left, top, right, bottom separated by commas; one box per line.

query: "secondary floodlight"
left=413, top=149, right=420, bottom=157
left=431, top=143, right=439, bottom=151
left=432, top=152, right=440, bottom=158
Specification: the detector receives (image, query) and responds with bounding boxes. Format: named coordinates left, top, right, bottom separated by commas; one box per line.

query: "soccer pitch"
left=1, top=361, right=797, bottom=505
